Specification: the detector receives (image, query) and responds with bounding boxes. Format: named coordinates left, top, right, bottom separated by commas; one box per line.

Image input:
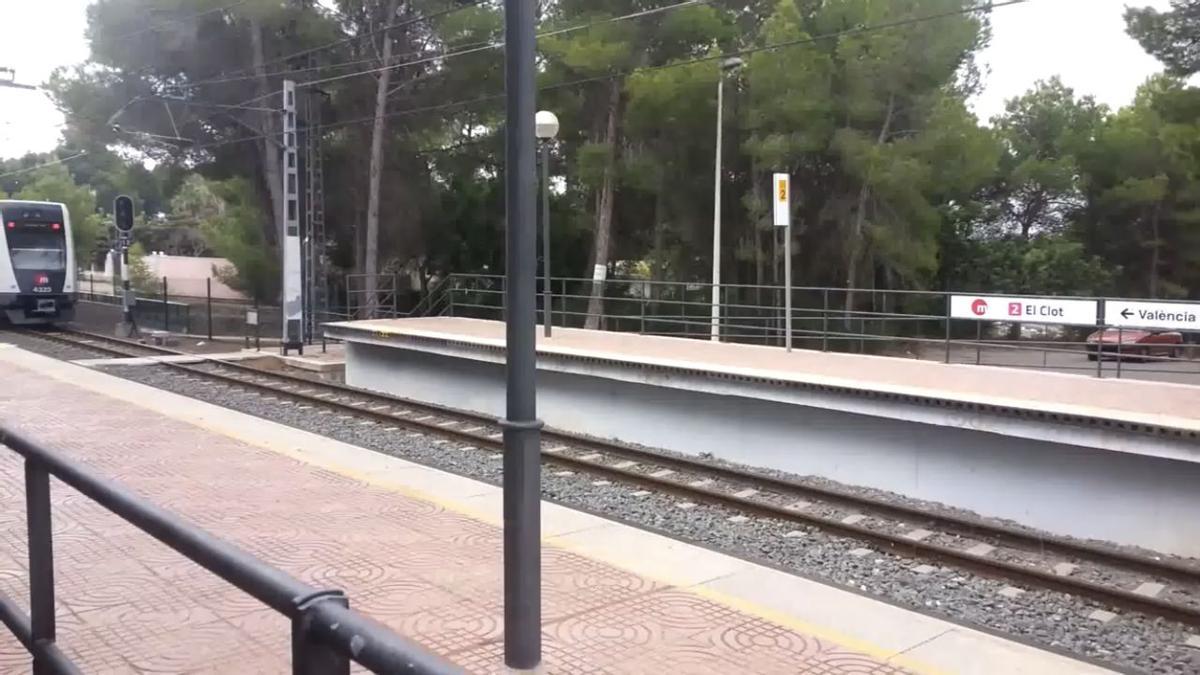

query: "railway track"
left=17, top=326, right=1200, bottom=629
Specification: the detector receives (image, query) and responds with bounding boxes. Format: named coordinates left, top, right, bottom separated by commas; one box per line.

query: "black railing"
left=0, top=425, right=463, bottom=675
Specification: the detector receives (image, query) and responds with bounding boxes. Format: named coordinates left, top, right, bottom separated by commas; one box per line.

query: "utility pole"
left=280, top=80, right=304, bottom=355
left=502, top=0, right=542, bottom=670
left=303, top=85, right=329, bottom=342
left=710, top=57, right=744, bottom=342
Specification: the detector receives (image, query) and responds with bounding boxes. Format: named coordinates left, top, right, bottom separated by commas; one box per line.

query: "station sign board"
left=773, top=173, right=790, bottom=227
left=950, top=295, right=1099, bottom=326
left=1105, top=300, right=1200, bottom=331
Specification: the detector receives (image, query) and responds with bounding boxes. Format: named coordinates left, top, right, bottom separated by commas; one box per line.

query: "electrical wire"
left=0, top=152, right=89, bottom=180
left=102, top=0, right=252, bottom=43
left=174, top=0, right=490, bottom=91
left=180, top=0, right=1029, bottom=153
left=297, top=0, right=717, bottom=88
left=174, top=0, right=714, bottom=92
left=149, top=0, right=714, bottom=139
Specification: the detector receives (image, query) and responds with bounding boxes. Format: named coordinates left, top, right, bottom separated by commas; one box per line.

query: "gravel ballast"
left=51, top=361, right=1200, bottom=674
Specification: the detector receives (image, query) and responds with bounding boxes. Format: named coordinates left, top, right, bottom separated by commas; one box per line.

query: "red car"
left=1086, top=328, right=1184, bottom=360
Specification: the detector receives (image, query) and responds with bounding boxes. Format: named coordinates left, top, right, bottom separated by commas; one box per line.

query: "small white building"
left=98, top=254, right=246, bottom=300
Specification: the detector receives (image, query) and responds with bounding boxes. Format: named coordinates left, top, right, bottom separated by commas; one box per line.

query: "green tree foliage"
left=13, top=0, right=1200, bottom=321
left=125, top=241, right=158, bottom=294
left=191, top=177, right=278, bottom=302
left=744, top=0, right=993, bottom=310
left=10, top=165, right=104, bottom=266
left=1126, top=1, right=1200, bottom=76
left=1075, top=77, right=1200, bottom=298
left=947, top=236, right=1113, bottom=296
left=987, top=78, right=1105, bottom=239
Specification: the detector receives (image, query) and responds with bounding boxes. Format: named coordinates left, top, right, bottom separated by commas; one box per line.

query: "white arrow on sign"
left=1106, top=300, right=1200, bottom=331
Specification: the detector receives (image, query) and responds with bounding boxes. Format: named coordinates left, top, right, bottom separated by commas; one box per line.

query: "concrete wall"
left=346, top=340, right=1200, bottom=557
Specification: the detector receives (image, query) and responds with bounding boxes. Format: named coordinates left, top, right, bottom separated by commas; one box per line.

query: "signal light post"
left=113, top=195, right=136, bottom=338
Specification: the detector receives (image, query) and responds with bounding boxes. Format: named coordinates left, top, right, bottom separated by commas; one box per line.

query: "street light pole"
left=536, top=110, right=559, bottom=338
left=541, top=141, right=551, bottom=335
left=503, top=0, right=542, bottom=670
left=711, top=57, right=744, bottom=343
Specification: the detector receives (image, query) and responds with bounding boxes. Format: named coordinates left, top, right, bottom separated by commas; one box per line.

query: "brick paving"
left=346, top=317, right=1200, bottom=423
left=0, top=361, right=904, bottom=674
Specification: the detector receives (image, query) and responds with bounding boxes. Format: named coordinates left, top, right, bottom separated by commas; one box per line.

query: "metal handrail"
left=0, top=425, right=462, bottom=675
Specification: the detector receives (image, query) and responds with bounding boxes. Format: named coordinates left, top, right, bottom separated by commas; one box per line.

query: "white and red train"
left=0, top=200, right=75, bottom=325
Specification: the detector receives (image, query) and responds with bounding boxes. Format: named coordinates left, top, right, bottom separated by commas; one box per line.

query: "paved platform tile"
left=0, top=363, right=905, bottom=674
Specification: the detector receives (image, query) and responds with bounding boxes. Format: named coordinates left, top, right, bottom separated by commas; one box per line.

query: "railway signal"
left=113, top=195, right=137, bottom=338
left=114, top=195, right=134, bottom=235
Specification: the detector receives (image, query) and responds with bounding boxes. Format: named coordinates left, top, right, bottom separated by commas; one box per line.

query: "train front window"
left=12, top=247, right=65, bottom=271
left=7, top=228, right=66, bottom=270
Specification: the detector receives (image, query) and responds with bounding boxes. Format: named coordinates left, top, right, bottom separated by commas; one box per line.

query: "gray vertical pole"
left=207, top=278, right=213, bottom=341
left=710, top=76, right=724, bottom=343
left=122, top=246, right=133, bottom=328
left=502, top=0, right=541, bottom=668
left=162, top=276, right=169, bottom=332
left=292, top=598, right=351, bottom=675
left=822, top=288, right=829, bottom=352
left=542, top=142, right=552, bottom=338
left=944, top=293, right=952, bottom=364
left=784, top=219, right=792, bottom=352
left=26, top=461, right=55, bottom=675
left=1116, top=327, right=1123, bottom=379
left=975, top=320, right=982, bottom=365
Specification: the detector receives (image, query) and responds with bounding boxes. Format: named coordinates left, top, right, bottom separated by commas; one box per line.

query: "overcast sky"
left=0, top=0, right=1179, bottom=160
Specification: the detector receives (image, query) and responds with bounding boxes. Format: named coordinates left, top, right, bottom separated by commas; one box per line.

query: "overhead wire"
left=0, top=152, right=89, bottom=180
left=103, top=0, right=252, bottom=43
left=170, top=0, right=711, bottom=92
left=174, top=0, right=491, bottom=91
left=189, top=0, right=1026, bottom=154
left=294, top=0, right=717, bottom=89
left=150, top=0, right=717, bottom=140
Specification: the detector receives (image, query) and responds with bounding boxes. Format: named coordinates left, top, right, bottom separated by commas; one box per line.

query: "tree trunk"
left=249, top=17, right=282, bottom=248
left=844, top=93, right=896, bottom=323
left=751, top=167, right=765, bottom=331
left=844, top=184, right=870, bottom=326
left=364, top=0, right=401, bottom=318
left=651, top=169, right=666, bottom=302
left=584, top=80, right=622, bottom=330
left=1149, top=200, right=1163, bottom=298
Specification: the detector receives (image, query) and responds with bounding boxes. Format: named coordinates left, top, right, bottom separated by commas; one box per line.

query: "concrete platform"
left=0, top=346, right=1109, bottom=674
left=325, top=318, right=1200, bottom=556
left=271, top=341, right=346, bottom=374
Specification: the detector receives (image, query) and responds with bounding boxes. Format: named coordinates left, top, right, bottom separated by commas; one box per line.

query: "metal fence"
left=0, top=424, right=462, bottom=675
left=432, top=273, right=1200, bottom=382
left=346, top=273, right=408, bottom=319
